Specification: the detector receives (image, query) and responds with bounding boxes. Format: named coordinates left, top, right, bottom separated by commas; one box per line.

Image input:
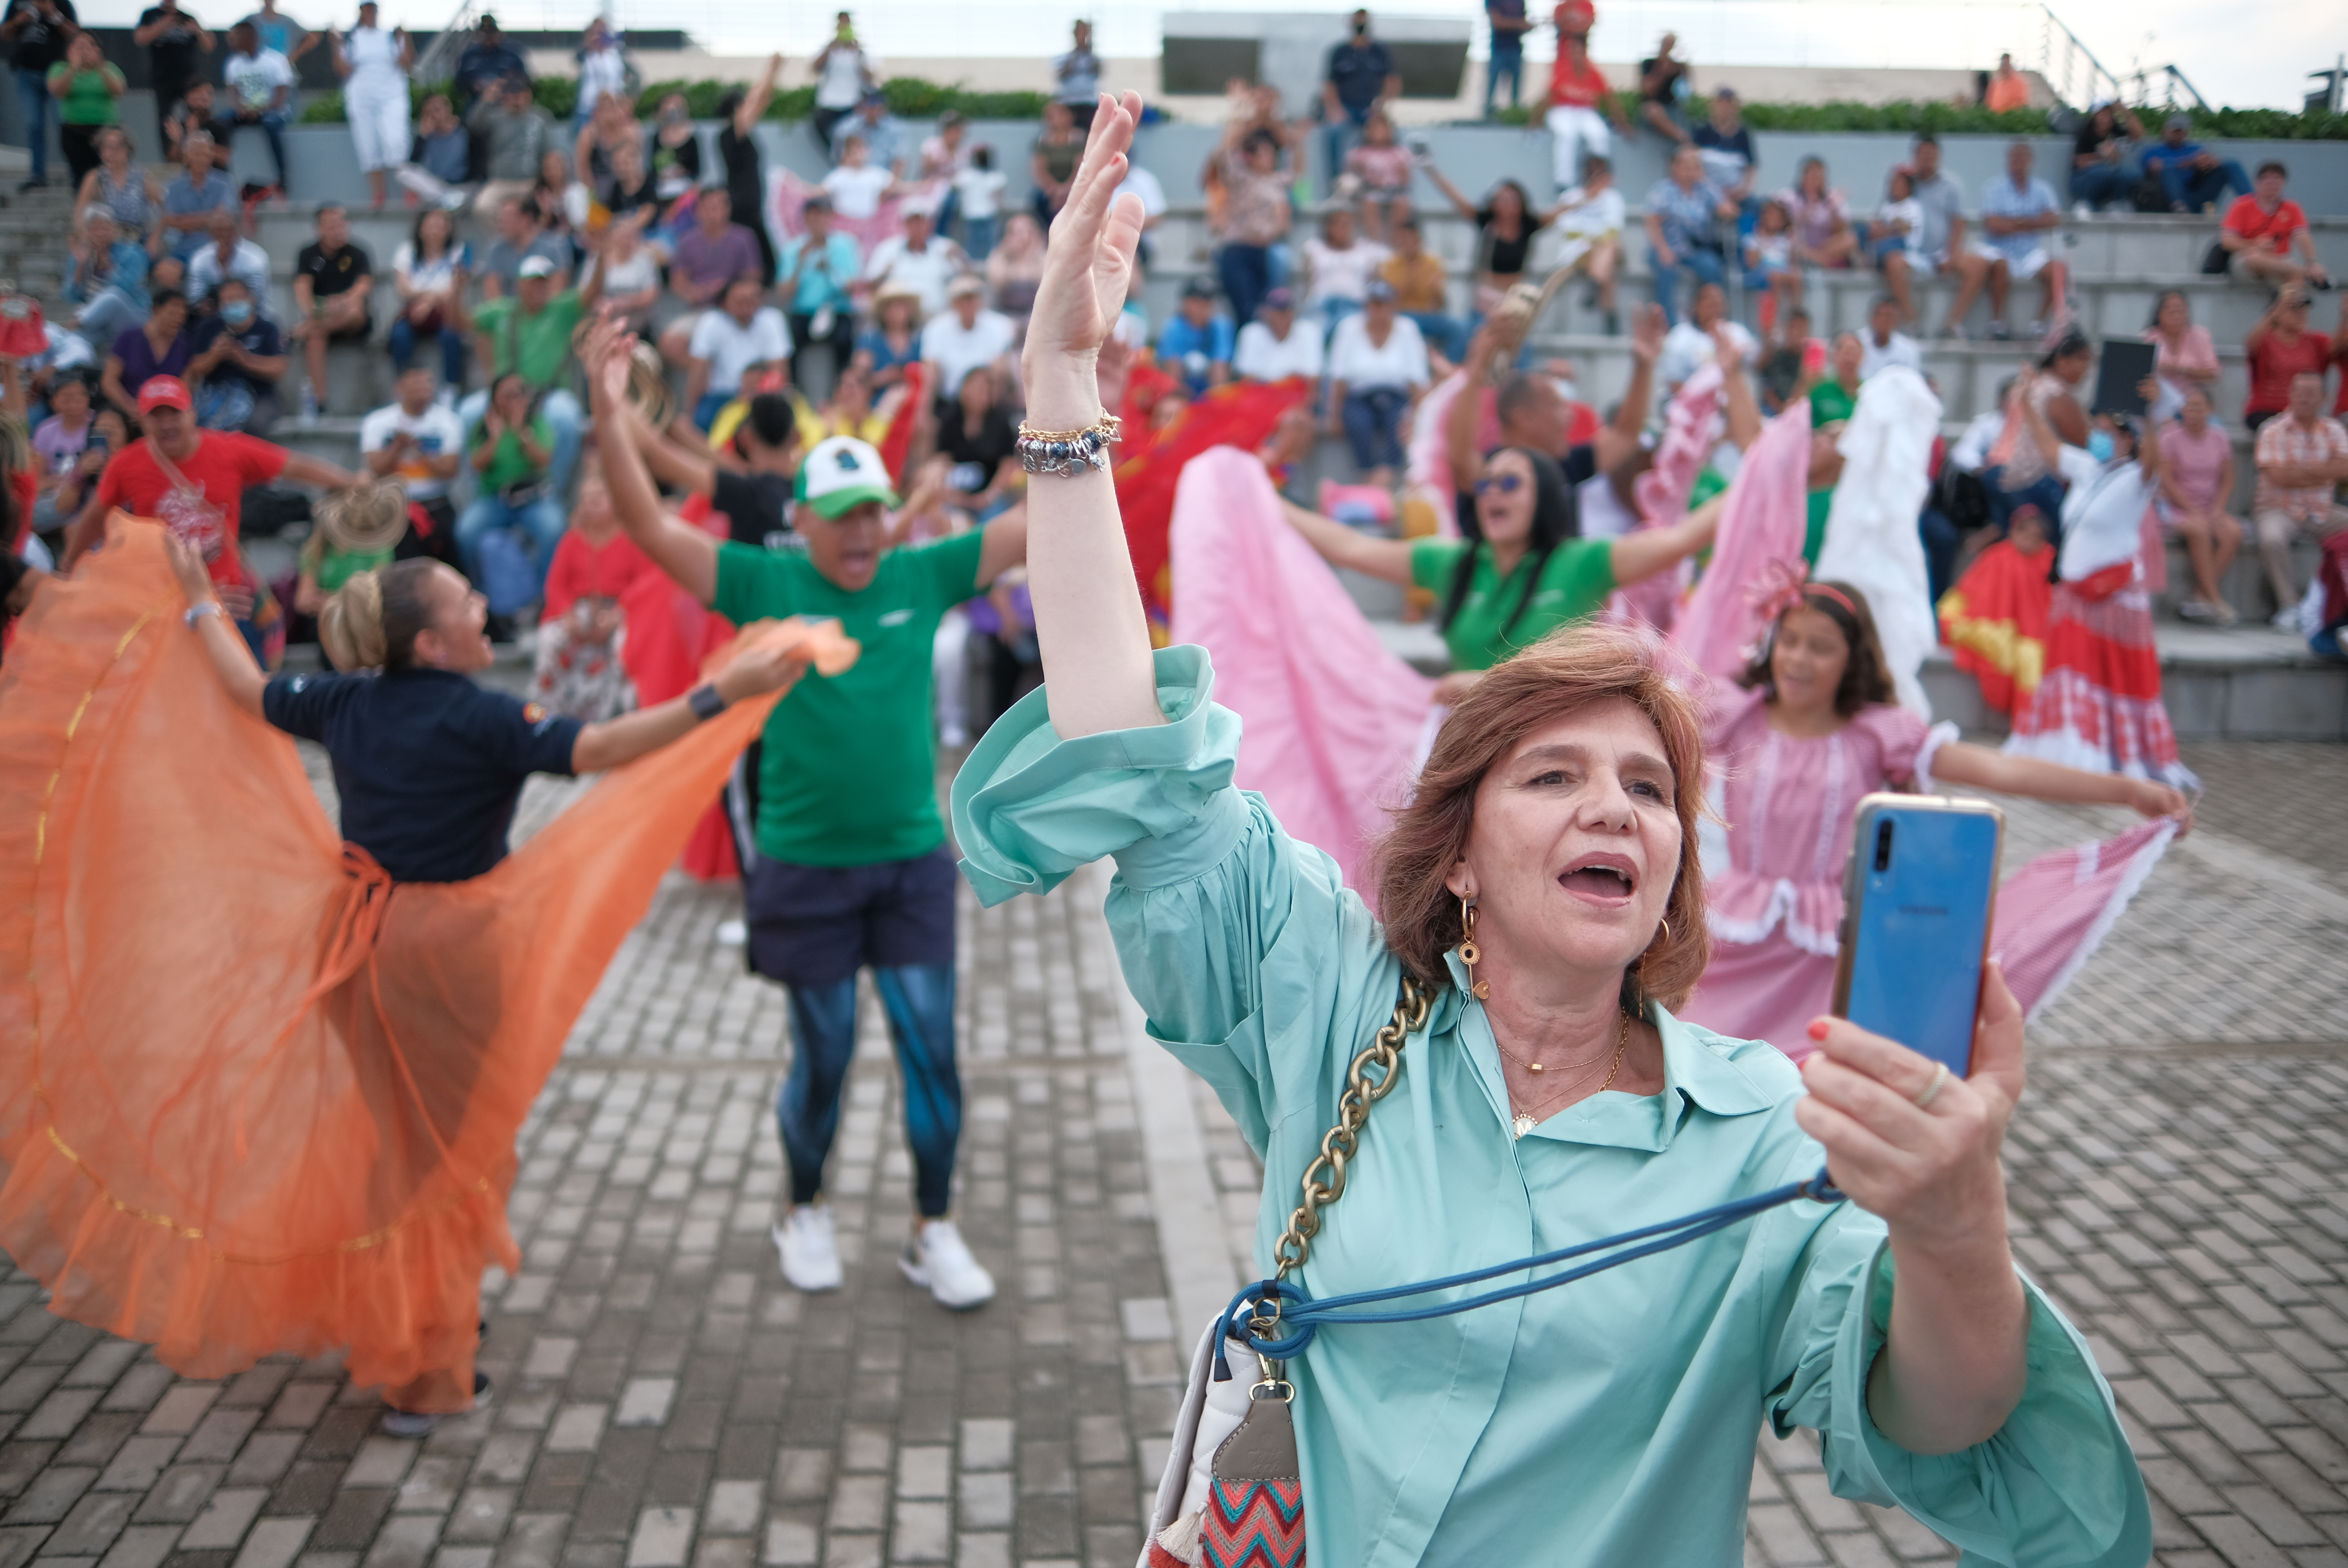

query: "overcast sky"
left=58, top=0, right=2342, bottom=110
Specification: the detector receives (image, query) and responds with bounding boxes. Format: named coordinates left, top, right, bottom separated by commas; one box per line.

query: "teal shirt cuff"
left=1792, top=1237, right=2153, bottom=1567
left=950, top=644, right=1251, bottom=906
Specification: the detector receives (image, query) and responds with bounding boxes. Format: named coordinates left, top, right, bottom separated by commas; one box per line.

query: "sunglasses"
left=1472, top=473, right=1526, bottom=496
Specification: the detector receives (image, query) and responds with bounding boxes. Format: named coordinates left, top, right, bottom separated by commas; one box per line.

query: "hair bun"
left=318, top=569, right=389, bottom=671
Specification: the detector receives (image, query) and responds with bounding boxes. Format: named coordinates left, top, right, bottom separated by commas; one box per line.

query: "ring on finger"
left=1911, top=1061, right=1950, bottom=1110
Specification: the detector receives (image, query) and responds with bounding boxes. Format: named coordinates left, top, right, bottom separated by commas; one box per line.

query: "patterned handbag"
left=1139, top=980, right=1432, bottom=1568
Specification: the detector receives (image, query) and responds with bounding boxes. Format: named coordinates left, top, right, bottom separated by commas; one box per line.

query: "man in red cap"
left=62, top=375, right=359, bottom=659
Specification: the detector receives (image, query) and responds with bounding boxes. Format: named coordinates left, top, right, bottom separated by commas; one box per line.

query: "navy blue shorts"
left=744, top=846, right=959, bottom=988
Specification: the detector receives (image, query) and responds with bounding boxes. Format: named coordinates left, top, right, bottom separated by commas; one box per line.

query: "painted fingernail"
left=1807, top=1019, right=1830, bottom=1041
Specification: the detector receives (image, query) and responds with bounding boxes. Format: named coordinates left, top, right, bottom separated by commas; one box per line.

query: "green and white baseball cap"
left=795, top=435, right=899, bottom=519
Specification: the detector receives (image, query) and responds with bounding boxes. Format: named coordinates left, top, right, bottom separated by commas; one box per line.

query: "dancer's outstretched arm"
left=584, top=317, right=719, bottom=605
left=571, top=641, right=810, bottom=772
left=1022, top=90, right=1165, bottom=741
left=168, top=534, right=267, bottom=718
left=1928, top=743, right=2189, bottom=828
left=1611, top=489, right=1726, bottom=586
left=1275, top=497, right=1414, bottom=585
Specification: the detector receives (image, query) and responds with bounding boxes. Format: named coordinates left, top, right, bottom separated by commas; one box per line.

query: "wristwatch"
left=184, top=602, right=224, bottom=628
left=686, top=683, right=728, bottom=722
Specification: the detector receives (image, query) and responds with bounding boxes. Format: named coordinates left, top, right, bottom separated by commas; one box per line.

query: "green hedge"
left=1485, top=97, right=2348, bottom=140
left=301, top=73, right=1050, bottom=125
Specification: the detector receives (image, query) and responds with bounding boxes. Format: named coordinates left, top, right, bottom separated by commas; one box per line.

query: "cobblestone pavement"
left=4, top=746, right=2346, bottom=1568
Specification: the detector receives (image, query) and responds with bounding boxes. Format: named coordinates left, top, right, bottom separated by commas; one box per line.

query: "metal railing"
left=2035, top=3, right=2206, bottom=112
left=410, top=0, right=480, bottom=88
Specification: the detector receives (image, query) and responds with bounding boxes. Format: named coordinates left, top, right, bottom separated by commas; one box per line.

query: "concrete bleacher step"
left=1369, top=612, right=2345, bottom=740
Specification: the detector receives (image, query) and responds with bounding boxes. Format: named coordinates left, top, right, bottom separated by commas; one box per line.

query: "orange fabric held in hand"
left=0, top=517, right=809, bottom=1407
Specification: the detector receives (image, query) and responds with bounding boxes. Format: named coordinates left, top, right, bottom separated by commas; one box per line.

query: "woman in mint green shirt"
left=950, top=92, right=2148, bottom=1567
left=1277, top=444, right=1721, bottom=701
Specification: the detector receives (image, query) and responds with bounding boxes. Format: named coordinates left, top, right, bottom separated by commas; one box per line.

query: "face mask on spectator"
left=222, top=300, right=255, bottom=326
left=2086, top=430, right=2115, bottom=463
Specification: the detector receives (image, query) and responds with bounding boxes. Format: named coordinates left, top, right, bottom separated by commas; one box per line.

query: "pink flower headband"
left=1746, top=557, right=1857, bottom=626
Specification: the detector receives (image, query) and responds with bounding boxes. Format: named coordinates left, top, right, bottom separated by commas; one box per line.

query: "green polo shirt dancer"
left=591, top=325, right=1024, bottom=1312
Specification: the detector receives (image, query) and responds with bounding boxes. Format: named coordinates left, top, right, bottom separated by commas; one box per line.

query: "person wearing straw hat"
left=295, top=475, right=411, bottom=616
left=856, top=277, right=926, bottom=395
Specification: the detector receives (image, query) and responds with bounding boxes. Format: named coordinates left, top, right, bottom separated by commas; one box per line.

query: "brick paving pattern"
left=4, top=745, right=2344, bottom=1568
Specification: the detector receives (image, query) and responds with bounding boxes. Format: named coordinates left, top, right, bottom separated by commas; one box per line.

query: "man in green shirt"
left=588, top=323, right=1025, bottom=1312
left=453, top=254, right=600, bottom=493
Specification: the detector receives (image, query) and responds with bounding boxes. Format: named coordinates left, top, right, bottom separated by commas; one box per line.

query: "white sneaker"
left=900, top=1219, right=994, bottom=1309
left=714, top=919, right=746, bottom=947
left=2272, top=600, right=2303, bottom=632
left=773, top=1205, right=842, bottom=1292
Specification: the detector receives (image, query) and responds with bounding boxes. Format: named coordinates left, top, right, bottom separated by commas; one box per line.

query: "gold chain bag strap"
left=1155, top=978, right=1430, bottom=1568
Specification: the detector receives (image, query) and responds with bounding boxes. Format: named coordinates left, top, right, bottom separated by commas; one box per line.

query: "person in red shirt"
left=61, top=374, right=358, bottom=658
left=1535, top=12, right=1627, bottom=192
left=2243, top=288, right=2334, bottom=431
left=2220, top=161, right=2332, bottom=292
left=531, top=453, right=658, bottom=721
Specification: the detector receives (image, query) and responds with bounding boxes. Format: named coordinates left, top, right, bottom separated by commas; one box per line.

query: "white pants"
left=1546, top=105, right=1610, bottom=189
left=346, top=82, right=410, bottom=172
left=933, top=606, right=972, bottom=746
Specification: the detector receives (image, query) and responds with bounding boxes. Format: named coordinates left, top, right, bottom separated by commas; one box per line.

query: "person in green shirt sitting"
left=584, top=317, right=1027, bottom=1313
left=1276, top=445, right=1723, bottom=704
left=452, top=253, right=600, bottom=494
left=1803, top=330, right=1865, bottom=564
left=455, top=373, right=564, bottom=611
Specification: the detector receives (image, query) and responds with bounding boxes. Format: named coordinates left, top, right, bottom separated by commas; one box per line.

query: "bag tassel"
left=1149, top=1511, right=1203, bottom=1567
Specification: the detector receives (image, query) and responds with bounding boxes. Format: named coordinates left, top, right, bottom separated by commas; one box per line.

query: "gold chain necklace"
left=1511, top=1011, right=1631, bottom=1140
left=1490, top=1030, right=1619, bottom=1077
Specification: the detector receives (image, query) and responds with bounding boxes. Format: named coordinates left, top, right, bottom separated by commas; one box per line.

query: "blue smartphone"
left=1829, top=795, right=2004, bottom=1076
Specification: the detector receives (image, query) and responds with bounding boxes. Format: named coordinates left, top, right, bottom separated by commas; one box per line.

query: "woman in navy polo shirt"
left=175, top=547, right=813, bottom=885
left=0, top=535, right=814, bottom=1435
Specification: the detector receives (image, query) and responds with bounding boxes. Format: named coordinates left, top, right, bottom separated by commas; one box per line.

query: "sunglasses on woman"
left=1472, top=473, right=1525, bottom=496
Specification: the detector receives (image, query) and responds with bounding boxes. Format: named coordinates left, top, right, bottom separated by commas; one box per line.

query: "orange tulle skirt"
left=0, top=517, right=785, bottom=1410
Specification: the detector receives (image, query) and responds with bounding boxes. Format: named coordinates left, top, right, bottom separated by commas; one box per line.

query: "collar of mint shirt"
left=1436, top=944, right=1780, bottom=1151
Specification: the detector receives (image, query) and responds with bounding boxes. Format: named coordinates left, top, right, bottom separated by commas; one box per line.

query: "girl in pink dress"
left=1682, top=578, right=2189, bottom=1058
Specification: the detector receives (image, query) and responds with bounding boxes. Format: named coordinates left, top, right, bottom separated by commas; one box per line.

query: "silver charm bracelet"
left=1016, top=415, right=1122, bottom=477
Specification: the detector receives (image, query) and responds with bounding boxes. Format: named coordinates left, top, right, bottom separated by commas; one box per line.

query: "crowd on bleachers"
left=3, top=0, right=2346, bottom=700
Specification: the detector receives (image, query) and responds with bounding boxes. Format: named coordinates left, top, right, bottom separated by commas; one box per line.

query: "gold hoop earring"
left=1657, top=917, right=1671, bottom=946
left=1456, top=896, right=1490, bottom=1001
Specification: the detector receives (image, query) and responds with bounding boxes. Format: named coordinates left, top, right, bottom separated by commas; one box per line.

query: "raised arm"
left=1610, top=489, right=1726, bottom=586
left=1717, top=325, right=1762, bottom=451
left=1417, top=157, right=1479, bottom=223
left=1593, top=303, right=1664, bottom=472
left=2012, top=370, right=2062, bottom=470
left=737, top=52, right=775, bottom=133
left=166, top=533, right=267, bottom=716
left=1447, top=323, right=1503, bottom=491
left=1020, top=90, right=1164, bottom=740
left=583, top=317, right=720, bottom=604
left=1277, top=496, right=1415, bottom=584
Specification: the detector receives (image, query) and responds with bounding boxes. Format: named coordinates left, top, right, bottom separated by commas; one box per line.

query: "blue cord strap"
left=1211, top=1166, right=1845, bottom=1383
